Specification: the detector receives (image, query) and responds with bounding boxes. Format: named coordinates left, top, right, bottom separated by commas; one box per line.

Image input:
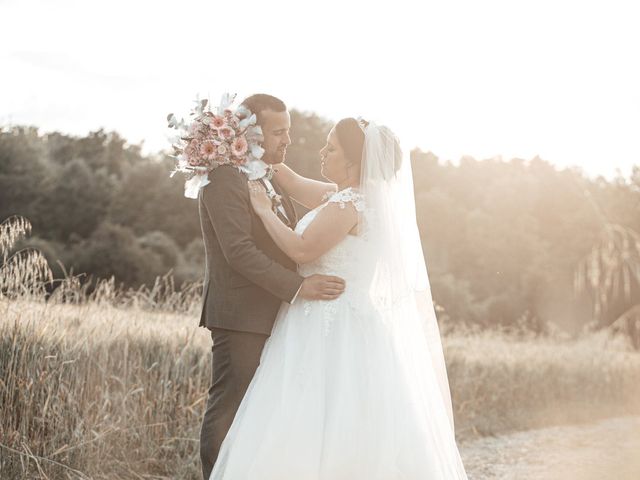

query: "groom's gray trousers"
left=200, top=327, right=269, bottom=478
left=197, top=165, right=302, bottom=479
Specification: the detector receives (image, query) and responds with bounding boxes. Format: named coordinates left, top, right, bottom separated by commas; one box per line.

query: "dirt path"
left=460, top=416, right=640, bottom=480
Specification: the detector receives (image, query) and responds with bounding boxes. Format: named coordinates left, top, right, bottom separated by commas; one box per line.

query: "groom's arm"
left=202, top=165, right=303, bottom=303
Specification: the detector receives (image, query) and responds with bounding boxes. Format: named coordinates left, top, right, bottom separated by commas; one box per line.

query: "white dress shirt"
left=261, top=177, right=302, bottom=303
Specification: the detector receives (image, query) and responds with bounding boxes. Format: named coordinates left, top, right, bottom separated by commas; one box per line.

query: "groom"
left=198, top=93, right=346, bottom=479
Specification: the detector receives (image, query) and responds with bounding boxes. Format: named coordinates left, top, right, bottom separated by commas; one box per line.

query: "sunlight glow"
left=1, top=0, right=638, bottom=179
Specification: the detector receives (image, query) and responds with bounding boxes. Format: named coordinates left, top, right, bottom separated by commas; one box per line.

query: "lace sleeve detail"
left=325, top=187, right=366, bottom=212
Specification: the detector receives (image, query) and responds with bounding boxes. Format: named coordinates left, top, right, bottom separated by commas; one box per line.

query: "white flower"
left=184, top=173, right=210, bottom=199
left=250, top=144, right=265, bottom=159
left=239, top=113, right=257, bottom=130
left=242, top=159, right=269, bottom=180
left=235, top=105, right=251, bottom=119
left=217, top=93, right=235, bottom=115
left=245, top=125, right=263, bottom=143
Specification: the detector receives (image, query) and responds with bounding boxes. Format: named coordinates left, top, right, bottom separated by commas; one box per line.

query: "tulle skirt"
left=210, top=294, right=468, bottom=480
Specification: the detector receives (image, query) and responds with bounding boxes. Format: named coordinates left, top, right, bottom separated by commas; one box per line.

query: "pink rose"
left=219, top=126, right=235, bottom=139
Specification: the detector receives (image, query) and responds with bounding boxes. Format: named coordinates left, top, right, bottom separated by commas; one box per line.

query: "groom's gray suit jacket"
left=198, top=164, right=303, bottom=335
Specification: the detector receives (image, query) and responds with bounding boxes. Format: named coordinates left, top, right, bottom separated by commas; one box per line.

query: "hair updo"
left=334, top=118, right=403, bottom=179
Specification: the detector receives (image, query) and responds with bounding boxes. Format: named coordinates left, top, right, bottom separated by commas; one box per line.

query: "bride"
left=209, top=118, right=469, bottom=479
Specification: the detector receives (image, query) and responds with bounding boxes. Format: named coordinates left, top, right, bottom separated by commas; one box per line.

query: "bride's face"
left=319, top=128, right=348, bottom=183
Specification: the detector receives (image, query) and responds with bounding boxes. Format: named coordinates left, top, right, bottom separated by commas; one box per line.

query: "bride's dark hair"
left=335, top=118, right=403, bottom=178
left=335, top=118, right=365, bottom=166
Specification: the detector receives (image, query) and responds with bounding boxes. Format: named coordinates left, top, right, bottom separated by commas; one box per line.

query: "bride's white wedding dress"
left=209, top=185, right=468, bottom=480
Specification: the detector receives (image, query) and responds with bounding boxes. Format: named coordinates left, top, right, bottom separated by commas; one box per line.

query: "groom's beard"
left=264, top=146, right=287, bottom=164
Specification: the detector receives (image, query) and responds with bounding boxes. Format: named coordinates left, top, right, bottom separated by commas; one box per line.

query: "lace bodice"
left=294, top=188, right=370, bottom=334
left=301, top=189, right=367, bottom=273
left=296, top=185, right=362, bottom=237
left=320, top=187, right=366, bottom=212
left=295, top=187, right=369, bottom=275
left=298, top=187, right=365, bottom=223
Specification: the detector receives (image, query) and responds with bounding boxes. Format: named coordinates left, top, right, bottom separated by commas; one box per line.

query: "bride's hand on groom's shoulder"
left=298, top=274, right=346, bottom=301
left=248, top=180, right=272, bottom=216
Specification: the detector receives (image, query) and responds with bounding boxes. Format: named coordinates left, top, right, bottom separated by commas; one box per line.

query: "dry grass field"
left=2, top=217, right=639, bottom=479
left=1, top=298, right=639, bottom=479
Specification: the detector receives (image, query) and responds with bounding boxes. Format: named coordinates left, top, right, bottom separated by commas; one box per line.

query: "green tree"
left=74, top=221, right=166, bottom=287
left=31, top=158, right=113, bottom=241
left=108, top=158, right=200, bottom=247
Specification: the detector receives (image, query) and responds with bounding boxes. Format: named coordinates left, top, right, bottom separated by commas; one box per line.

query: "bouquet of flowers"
left=167, top=93, right=269, bottom=198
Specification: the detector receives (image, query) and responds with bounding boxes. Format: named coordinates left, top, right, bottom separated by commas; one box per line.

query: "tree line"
left=1, top=114, right=638, bottom=333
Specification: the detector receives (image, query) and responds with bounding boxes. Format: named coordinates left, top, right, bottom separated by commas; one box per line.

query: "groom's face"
left=260, top=109, right=291, bottom=164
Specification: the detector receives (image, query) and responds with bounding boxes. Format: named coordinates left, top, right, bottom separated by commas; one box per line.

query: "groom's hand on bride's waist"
left=298, top=274, right=345, bottom=301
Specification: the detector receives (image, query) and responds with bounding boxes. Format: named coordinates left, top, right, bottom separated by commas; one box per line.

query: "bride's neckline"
left=336, top=184, right=360, bottom=193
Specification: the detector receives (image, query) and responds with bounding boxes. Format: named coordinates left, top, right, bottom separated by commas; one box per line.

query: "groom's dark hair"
left=241, top=94, right=287, bottom=124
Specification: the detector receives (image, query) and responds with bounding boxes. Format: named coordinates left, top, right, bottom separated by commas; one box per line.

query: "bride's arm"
left=273, top=164, right=337, bottom=210
left=249, top=181, right=357, bottom=264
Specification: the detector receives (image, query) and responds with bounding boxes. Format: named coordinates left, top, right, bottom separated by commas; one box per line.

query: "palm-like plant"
left=575, top=223, right=640, bottom=349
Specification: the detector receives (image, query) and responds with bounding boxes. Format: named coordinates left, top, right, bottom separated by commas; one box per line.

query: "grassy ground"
left=1, top=299, right=639, bottom=479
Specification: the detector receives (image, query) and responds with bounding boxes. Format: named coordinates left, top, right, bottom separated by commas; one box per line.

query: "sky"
left=1, top=0, right=639, bottom=180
